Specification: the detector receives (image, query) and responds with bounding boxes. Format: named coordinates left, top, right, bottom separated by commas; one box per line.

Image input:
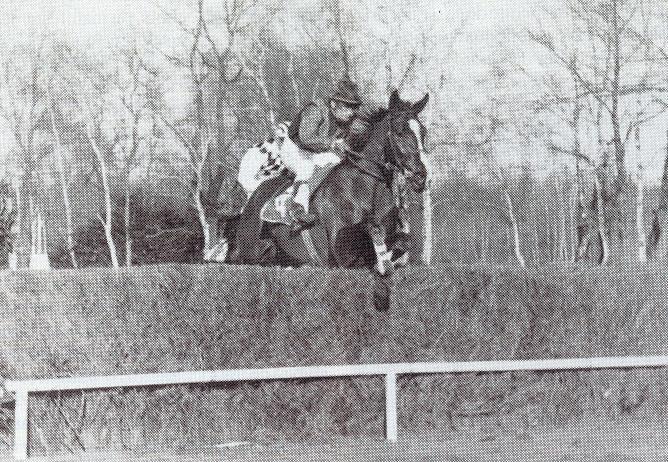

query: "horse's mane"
left=367, top=107, right=389, bottom=124
left=366, top=97, right=413, bottom=124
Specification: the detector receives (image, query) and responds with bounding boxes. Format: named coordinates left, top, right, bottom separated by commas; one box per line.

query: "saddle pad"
left=259, top=162, right=339, bottom=225
left=260, top=189, right=294, bottom=225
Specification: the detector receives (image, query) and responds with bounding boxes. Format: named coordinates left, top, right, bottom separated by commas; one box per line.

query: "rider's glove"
left=331, top=138, right=350, bottom=155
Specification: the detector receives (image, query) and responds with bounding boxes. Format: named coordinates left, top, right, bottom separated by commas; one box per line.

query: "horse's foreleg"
left=368, top=224, right=394, bottom=276
left=391, top=207, right=411, bottom=267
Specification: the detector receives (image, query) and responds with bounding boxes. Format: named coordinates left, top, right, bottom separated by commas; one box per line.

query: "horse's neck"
left=361, top=121, right=388, bottom=163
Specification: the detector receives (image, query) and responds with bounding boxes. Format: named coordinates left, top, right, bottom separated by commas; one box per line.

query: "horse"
left=220, top=90, right=429, bottom=310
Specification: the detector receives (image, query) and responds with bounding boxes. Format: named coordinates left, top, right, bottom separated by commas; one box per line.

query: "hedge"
left=1, top=262, right=668, bottom=454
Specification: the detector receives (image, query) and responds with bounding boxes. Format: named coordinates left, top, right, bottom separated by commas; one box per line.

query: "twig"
left=49, top=396, right=86, bottom=452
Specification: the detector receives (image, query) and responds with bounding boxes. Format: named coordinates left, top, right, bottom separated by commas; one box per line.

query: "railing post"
left=14, top=389, right=28, bottom=461
left=385, top=372, right=397, bottom=441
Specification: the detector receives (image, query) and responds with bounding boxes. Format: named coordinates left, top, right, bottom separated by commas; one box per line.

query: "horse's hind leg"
left=256, top=239, right=278, bottom=265
left=330, top=225, right=375, bottom=268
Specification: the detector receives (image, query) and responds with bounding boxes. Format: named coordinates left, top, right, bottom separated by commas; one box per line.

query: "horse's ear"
left=412, top=93, right=430, bottom=115
left=389, top=89, right=401, bottom=109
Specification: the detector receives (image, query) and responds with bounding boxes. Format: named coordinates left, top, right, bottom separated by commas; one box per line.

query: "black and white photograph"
left=1, top=0, right=668, bottom=460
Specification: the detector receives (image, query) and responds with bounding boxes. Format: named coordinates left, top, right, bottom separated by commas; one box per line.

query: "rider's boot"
left=290, top=181, right=316, bottom=232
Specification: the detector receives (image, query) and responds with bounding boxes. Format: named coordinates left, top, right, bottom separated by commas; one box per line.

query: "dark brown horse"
left=222, top=90, right=429, bottom=309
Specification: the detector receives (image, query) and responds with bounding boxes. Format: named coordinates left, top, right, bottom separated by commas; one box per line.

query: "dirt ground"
left=4, top=417, right=668, bottom=462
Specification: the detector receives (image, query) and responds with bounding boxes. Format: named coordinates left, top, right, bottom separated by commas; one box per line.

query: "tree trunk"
left=288, top=55, right=301, bottom=108
left=611, top=0, right=625, bottom=182
left=235, top=50, right=276, bottom=128
left=637, top=163, right=646, bottom=262
left=422, top=181, right=432, bottom=265
left=607, top=0, right=630, bottom=263
left=420, top=90, right=436, bottom=266
left=556, top=175, right=567, bottom=262
left=195, top=184, right=210, bottom=259
left=13, top=173, right=31, bottom=269
left=125, top=178, right=132, bottom=267
left=504, top=188, right=526, bottom=267
left=85, top=125, right=119, bottom=268
left=255, top=64, right=276, bottom=128
left=593, top=173, right=609, bottom=265
left=196, top=134, right=212, bottom=259
left=647, top=127, right=668, bottom=259
left=634, top=102, right=646, bottom=262
left=48, top=100, right=78, bottom=268
left=633, top=97, right=646, bottom=262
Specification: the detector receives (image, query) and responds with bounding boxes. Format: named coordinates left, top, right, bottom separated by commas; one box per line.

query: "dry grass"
left=3, top=416, right=668, bottom=461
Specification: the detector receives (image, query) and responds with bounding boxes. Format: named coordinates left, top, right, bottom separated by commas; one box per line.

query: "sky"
left=0, top=0, right=530, bottom=45
left=1, top=0, right=668, bottom=183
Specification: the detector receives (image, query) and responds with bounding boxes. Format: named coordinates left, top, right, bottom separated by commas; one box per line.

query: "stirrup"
left=290, top=213, right=317, bottom=233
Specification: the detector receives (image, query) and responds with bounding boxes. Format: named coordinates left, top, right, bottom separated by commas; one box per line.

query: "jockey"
left=279, top=76, right=363, bottom=229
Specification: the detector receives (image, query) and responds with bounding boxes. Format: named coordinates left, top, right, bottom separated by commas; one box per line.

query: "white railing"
left=5, top=355, right=668, bottom=460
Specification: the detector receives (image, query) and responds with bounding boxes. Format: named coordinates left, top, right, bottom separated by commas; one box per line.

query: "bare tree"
left=461, top=111, right=528, bottom=267
left=46, top=82, right=77, bottom=268
left=153, top=0, right=260, bottom=258
left=0, top=40, right=51, bottom=268
left=61, top=51, right=121, bottom=268
left=228, top=2, right=284, bottom=129
left=112, top=45, right=158, bottom=266
left=529, top=0, right=668, bottom=264
left=497, top=167, right=527, bottom=267
left=320, top=0, right=354, bottom=78
left=232, top=41, right=276, bottom=128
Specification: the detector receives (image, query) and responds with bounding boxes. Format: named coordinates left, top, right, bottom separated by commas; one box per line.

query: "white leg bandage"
left=313, top=152, right=342, bottom=167
left=374, top=242, right=393, bottom=276
left=238, top=146, right=265, bottom=196
left=274, top=187, right=293, bottom=217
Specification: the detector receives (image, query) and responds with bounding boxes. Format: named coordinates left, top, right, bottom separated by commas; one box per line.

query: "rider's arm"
left=348, top=117, right=371, bottom=151
left=347, top=104, right=376, bottom=151
left=297, top=104, right=332, bottom=152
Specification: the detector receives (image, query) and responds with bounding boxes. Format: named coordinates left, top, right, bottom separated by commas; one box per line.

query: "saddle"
left=259, top=162, right=339, bottom=225
left=230, top=165, right=337, bottom=265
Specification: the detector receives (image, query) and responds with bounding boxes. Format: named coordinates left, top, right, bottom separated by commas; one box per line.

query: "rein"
left=344, top=148, right=392, bottom=183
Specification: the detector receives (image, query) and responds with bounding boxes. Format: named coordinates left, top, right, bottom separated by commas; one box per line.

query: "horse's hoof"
left=290, top=216, right=316, bottom=234
left=204, top=239, right=229, bottom=263
left=375, top=262, right=394, bottom=276
left=393, top=252, right=409, bottom=268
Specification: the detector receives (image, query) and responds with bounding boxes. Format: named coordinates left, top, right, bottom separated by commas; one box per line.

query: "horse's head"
left=384, top=89, right=429, bottom=192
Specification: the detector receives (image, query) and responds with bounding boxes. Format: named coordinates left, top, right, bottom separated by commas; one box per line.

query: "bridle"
left=343, top=112, right=426, bottom=189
